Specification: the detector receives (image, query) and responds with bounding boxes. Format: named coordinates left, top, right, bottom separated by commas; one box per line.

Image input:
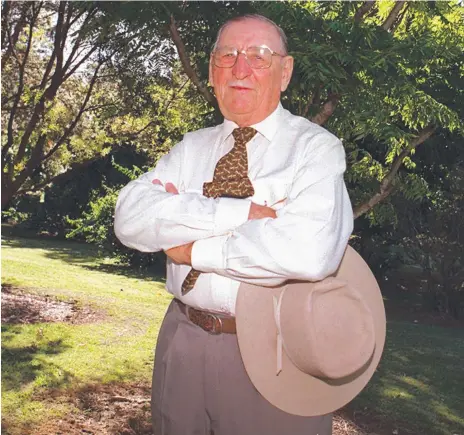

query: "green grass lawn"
left=1, top=229, right=172, bottom=433
left=350, top=321, right=464, bottom=434
left=2, top=229, right=464, bottom=435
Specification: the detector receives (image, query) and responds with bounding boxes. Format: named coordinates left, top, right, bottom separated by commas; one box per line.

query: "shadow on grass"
left=2, top=232, right=103, bottom=263
left=80, top=262, right=166, bottom=282
left=2, top=231, right=166, bottom=282
left=1, top=325, right=75, bottom=392
left=346, top=321, right=464, bottom=435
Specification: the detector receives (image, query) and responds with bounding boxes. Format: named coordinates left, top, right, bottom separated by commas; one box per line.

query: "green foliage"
left=1, top=208, right=31, bottom=226
left=66, top=186, right=119, bottom=245
left=3, top=1, right=463, bottom=301
left=127, top=0, right=462, bottom=228
left=65, top=161, right=165, bottom=271
left=255, top=1, right=463, bottom=226
left=1, top=1, right=208, bottom=208
left=355, top=142, right=464, bottom=319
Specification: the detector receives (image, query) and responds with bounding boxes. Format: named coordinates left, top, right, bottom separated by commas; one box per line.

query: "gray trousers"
left=151, top=299, right=332, bottom=435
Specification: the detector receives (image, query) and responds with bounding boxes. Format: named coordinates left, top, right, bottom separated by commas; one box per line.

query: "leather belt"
left=176, top=300, right=237, bottom=334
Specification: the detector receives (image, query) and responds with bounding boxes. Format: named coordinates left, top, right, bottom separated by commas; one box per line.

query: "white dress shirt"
left=114, top=104, right=353, bottom=315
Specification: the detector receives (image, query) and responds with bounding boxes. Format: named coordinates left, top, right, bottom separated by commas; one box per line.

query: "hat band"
left=273, top=288, right=287, bottom=376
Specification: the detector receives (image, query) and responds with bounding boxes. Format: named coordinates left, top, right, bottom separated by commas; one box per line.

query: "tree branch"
left=354, top=1, right=376, bottom=23
left=353, top=185, right=396, bottom=220
left=39, top=48, right=57, bottom=90
left=59, top=2, right=73, bottom=55
left=3, top=4, right=40, bottom=167
left=122, top=78, right=190, bottom=141
left=82, top=103, right=117, bottom=113
left=310, top=92, right=340, bottom=126
left=381, top=1, right=406, bottom=32
left=353, top=125, right=436, bottom=219
left=12, top=2, right=68, bottom=167
left=62, top=44, right=99, bottom=82
left=390, top=2, right=410, bottom=35
left=168, top=15, right=217, bottom=109
left=1, top=0, right=12, bottom=48
left=62, top=7, right=97, bottom=75
left=1, top=2, right=31, bottom=71
left=53, top=1, right=67, bottom=75
left=42, top=65, right=102, bottom=162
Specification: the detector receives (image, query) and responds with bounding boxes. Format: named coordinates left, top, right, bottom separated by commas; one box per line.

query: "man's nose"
left=232, top=53, right=252, bottom=80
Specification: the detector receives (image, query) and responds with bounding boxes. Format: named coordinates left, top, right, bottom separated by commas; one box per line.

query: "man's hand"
left=154, top=178, right=281, bottom=222
left=155, top=179, right=279, bottom=263
left=165, top=202, right=277, bottom=266
left=152, top=179, right=179, bottom=194
left=248, top=202, right=277, bottom=220
left=165, top=242, right=193, bottom=266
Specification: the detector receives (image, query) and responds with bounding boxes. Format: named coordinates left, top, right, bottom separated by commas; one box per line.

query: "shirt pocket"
left=251, top=178, right=290, bottom=211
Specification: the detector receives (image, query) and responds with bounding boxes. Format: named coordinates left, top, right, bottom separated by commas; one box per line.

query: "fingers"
left=152, top=179, right=179, bottom=194
left=165, top=182, right=179, bottom=194
left=164, top=242, right=193, bottom=266
left=248, top=202, right=277, bottom=220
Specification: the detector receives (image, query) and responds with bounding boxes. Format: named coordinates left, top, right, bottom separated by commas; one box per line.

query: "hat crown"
left=280, top=278, right=376, bottom=380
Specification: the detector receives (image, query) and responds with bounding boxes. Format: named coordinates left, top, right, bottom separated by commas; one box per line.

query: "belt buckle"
left=187, top=307, right=223, bottom=335
left=208, top=313, right=223, bottom=335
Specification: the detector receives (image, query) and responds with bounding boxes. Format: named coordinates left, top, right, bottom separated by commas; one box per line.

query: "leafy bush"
left=66, top=163, right=166, bottom=272
left=1, top=207, right=32, bottom=226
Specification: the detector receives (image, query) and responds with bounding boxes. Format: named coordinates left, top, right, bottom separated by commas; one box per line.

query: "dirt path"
left=1, top=284, right=106, bottom=324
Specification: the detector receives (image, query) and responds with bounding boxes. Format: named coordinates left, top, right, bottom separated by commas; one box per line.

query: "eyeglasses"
left=212, top=45, right=285, bottom=69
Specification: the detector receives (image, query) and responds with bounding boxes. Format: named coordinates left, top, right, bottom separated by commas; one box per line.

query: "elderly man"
left=114, top=14, right=353, bottom=435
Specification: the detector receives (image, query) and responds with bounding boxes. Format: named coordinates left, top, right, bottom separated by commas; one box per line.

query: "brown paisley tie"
left=181, top=127, right=257, bottom=295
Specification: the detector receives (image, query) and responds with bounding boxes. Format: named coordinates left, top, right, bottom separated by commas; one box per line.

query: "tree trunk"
left=2, top=184, right=16, bottom=210
left=310, top=93, right=339, bottom=126
left=353, top=125, right=436, bottom=218
left=382, top=1, right=406, bottom=31
left=354, top=1, right=376, bottom=23
left=168, top=15, right=218, bottom=110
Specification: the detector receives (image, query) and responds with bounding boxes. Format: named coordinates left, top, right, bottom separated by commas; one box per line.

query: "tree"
left=4, top=1, right=463, bottom=307
left=2, top=1, right=100, bottom=208
left=143, top=1, right=463, bottom=224
left=1, top=1, right=207, bottom=209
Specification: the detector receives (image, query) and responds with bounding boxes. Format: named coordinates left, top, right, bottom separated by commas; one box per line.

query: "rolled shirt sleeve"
left=191, top=134, right=353, bottom=286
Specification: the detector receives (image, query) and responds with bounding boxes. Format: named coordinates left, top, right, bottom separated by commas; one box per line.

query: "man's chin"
left=221, top=92, right=256, bottom=109
left=224, top=102, right=257, bottom=116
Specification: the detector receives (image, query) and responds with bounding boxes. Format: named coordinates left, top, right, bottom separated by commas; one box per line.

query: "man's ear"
left=209, top=57, right=214, bottom=86
left=280, top=56, right=294, bottom=92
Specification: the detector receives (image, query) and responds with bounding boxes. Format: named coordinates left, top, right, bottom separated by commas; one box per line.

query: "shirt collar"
left=221, top=103, right=283, bottom=143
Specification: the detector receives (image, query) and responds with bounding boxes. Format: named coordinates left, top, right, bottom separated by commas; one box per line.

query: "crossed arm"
left=114, top=135, right=353, bottom=286
left=153, top=178, right=278, bottom=265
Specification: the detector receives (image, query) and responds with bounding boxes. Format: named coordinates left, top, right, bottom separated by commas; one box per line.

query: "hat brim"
left=236, top=245, right=386, bottom=416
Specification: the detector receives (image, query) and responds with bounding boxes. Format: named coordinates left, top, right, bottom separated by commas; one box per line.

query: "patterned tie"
left=181, top=127, right=257, bottom=295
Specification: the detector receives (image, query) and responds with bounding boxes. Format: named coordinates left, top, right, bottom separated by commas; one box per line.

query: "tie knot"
left=232, top=127, right=257, bottom=145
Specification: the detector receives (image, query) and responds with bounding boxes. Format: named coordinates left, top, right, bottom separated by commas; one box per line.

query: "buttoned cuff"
left=192, top=235, right=228, bottom=273
left=213, top=197, right=251, bottom=236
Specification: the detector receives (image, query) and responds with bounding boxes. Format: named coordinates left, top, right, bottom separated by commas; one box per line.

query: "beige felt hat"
left=236, top=245, right=386, bottom=416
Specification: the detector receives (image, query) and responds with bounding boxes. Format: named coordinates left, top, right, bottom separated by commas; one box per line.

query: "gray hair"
left=212, top=14, right=288, bottom=55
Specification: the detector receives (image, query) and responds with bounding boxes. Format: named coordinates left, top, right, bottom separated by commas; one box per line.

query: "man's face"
left=209, top=19, right=294, bottom=126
